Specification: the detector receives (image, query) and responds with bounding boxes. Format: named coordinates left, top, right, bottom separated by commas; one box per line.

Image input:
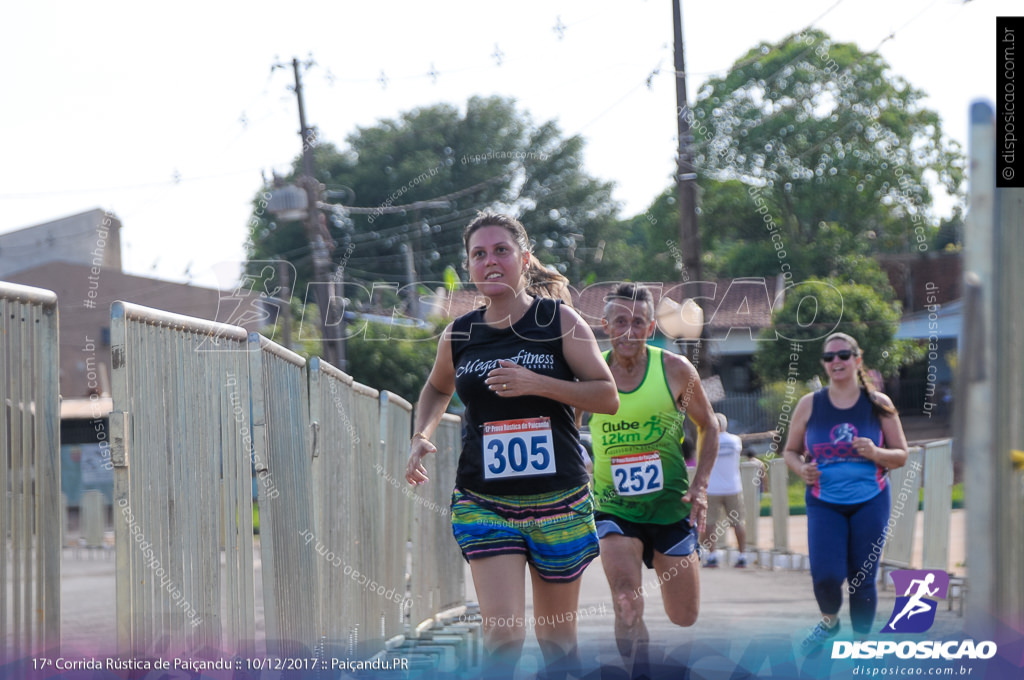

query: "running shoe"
left=704, top=555, right=719, bottom=568
left=799, top=619, right=840, bottom=653
left=734, top=556, right=747, bottom=568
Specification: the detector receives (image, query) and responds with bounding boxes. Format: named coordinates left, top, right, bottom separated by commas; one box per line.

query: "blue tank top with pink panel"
left=804, top=388, right=887, bottom=504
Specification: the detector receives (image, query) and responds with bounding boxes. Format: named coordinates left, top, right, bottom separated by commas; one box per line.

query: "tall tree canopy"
left=246, top=95, right=617, bottom=299
left=686, top=29, right=964, bottom=279
left=753, top=278, right=923, bottom=383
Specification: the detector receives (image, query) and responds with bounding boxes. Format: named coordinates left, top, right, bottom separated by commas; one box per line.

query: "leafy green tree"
left=753, top=278, right=924, bottom=384
left=584, top=209, right=664, bottom=282
left=584, top=178, right=766, bottom=283
left=690, top=29, right=964, bottom=269
left=259, top=300, right=439, bottom=403
left=345, top=322, right=441, bottom=402
left=933, top=207, right=964, bottom=252
left=245, top=96, right=617, bottom=299
left=260, top=297, right=327, bottom=359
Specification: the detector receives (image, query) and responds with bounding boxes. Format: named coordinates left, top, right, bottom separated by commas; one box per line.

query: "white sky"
left=0, top=0, right=1014, bottom=289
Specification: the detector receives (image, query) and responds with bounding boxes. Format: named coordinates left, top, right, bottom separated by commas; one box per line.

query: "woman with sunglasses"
left=782, top=332, right=908, bottom=652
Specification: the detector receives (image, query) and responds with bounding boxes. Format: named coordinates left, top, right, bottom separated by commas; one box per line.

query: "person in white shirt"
left=702, top=413, right=747, bottom=567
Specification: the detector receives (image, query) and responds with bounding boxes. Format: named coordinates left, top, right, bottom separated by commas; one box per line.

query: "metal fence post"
left=379, top=391, right=414, bottom=644
left=1, top=281, right=61, bottom=659
left=409, top=412, right=464, bottom=630
left=306, top=357, right=360, bottom=649
left=958, top=100, right=1024, bottom=638
left=768, top=458, right=789, bottom=554
left=349, top=381, right=381, bottom=656
left=739, top=461, right=761, bottom=553
left=250, top=333, right=319, bottom=656
left=881, top=446, right=923, bottom=572
left=921, top=440, right=954, bottom=571
left=110, top=301, right=253, bottom=656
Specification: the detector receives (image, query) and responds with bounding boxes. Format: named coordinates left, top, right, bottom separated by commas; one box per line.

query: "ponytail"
left=525, top=254, right=573, bottom=306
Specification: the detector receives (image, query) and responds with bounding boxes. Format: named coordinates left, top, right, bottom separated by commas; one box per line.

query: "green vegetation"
left=691, top=29, right=964, bottom=262
left=239, top=31, right=968, bottom=416
left=753, top=277, right=925, bottom=385
left=246, top=95, right=617, bottom=293
left=345, top=320, right=441, bottom=403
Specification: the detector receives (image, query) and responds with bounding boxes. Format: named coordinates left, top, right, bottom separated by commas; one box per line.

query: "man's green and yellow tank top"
left=591, top=345, right=690, bottom=524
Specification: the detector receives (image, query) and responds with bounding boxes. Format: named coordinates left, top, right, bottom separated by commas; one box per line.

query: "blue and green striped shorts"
left=450, top=484, right=599, bottom=582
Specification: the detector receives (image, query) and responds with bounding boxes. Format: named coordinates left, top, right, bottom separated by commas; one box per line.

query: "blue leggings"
left=806, top=486, right=891, bottom=634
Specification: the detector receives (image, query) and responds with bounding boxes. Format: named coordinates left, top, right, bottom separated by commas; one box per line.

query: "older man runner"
left=588, top=283, right=719, bottom=674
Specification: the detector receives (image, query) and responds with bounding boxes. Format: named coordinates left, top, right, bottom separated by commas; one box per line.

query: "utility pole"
left=277, top=259, right=292, bottom=350
left=407, top=208, right=423, bottom=321
left=281, top=57, right=346, bottom=369
left=673, top=0, right=702, bottom=288
left=672, top=0, right=707, bottom=375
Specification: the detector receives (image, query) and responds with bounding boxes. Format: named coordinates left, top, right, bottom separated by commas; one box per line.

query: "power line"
left=321, top=173, right=507, bottom=216
left=0, top=168, right=261, bottom=199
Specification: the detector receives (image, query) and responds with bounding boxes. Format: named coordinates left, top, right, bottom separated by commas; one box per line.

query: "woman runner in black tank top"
left=404, top=212, right=618, bottom=675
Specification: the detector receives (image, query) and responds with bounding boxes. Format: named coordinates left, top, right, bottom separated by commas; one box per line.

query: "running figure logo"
left=830, top=423, right=857, bottom=444
left=882, top=570, right=949, bottom=633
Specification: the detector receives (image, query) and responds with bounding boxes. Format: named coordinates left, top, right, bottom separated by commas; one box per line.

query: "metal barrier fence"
left=110, top=301, right=256, bottom=656
left=248, top=333, right=319, bottom=655
left=304, top=371, right=416, bottom=657
left=307, top=357, right=361, bottom=650
left=1, top=282, right=61, bottom=660
left=738, top=461, right=762, bottom=550
left=768, top=458, right=789, bottom=552
left=8, top=295, right=466, bottom=660
left=379, top=391, right=414, bottom=644
left=715, top=392, right=773, bottom=434
left=347, top=380, right=383, bottom=653
left=409, top=412, right=464, bottom=630
left=881, top=446, right=924, bottom=569
left=921, top=439, right=954, bottom=571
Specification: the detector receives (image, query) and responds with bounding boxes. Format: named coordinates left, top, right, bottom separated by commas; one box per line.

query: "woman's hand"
left=852, top=437, right=877, bottom=462
left=405, top=436, right=437, bottom=485
left=485, top=359, right=536, bottom=398
left=800, top=460, right=821, bottom=485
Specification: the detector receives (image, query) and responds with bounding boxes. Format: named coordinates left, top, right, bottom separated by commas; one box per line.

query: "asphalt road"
left=52, top=511, right=970, bottom=678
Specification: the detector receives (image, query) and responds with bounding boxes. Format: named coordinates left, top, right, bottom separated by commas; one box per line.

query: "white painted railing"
left=409, top=412, right=464, bottom=630
left=110, top=300, right=466, bottom=659
left=110, top=301, right=255, bottom=656
left=881, top=446, right=925, bottom=569
left=248, top=332, right=320, bottom=655
left=1, top=281, right=61, bottom=659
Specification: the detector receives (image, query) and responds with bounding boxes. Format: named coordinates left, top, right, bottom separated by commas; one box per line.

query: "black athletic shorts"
left=594, top=511, right=699, bottom=569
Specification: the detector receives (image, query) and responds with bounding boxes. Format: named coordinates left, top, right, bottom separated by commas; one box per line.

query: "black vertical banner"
left=998, top=16, right=1024, bottom=187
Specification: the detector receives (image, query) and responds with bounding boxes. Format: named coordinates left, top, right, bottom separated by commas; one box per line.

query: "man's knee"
left=612, top=588, right=644, bottom=627
left=657, top=554, right=700, bottom=627
left=666, top=603, right=698, bottom=627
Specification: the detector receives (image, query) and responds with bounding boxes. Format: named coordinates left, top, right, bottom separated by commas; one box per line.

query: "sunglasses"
left=822, top=350, right=858, bottom=362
